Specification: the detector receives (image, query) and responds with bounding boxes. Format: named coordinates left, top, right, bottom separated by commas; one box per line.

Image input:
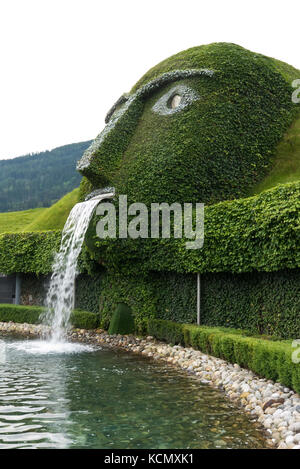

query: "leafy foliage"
left=0, top=231, right=61, bottom=274
left=79, top=43, right=300, bottom=206
left=75, top=273, right=102, bottom=314
left=0, top=304, right=42, bottom=324
left=0, top=304, right=99, bottom=329
left=148, top=319, right=300, bottom=394
left=0, top=141, right=91, bottom=212
left=1, top=180, right=298, bottom=289
left=201, top=270, right=300, bottom=339
left=98, top=272, right=157, bottom=332
left=70, top=309, right=100, bottom=329
left=108, top=303, right=135, bottom=335
left=90, top=267, right=300, bottom=340
left=85, top=181, right=300, bottom=275
left=148, top=319, right=185, bottom=345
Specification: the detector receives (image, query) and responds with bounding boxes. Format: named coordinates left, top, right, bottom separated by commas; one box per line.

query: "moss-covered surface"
left=78, top=42, right=300, bottom=206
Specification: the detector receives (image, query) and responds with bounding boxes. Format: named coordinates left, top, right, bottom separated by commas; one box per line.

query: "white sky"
left=0, top=0, right=300, bottom=160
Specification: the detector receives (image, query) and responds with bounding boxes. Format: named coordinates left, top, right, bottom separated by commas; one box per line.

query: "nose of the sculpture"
left=77, top=93, right=144, bottom=188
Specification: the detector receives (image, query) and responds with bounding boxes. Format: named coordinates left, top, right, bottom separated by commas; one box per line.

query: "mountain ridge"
left=0, top=140, right=92, bottom=212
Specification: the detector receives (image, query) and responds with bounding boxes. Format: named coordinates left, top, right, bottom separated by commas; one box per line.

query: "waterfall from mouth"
left=42, top=197, right=103, bottom=342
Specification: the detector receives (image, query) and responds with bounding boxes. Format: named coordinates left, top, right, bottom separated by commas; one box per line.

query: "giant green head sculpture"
left=78, top=43, right=300, bottom=206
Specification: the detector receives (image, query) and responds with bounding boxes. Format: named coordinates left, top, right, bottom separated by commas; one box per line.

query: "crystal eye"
left=152, top=85, right=198, bottom=116
left=170, top=94, right=181, bottom=109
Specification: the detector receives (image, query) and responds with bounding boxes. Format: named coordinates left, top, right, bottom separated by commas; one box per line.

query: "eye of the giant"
left=170, top=94, right=181, bottom=109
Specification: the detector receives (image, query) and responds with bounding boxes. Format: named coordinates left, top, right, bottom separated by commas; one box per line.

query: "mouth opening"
left=85, top=187, right=115, bottom=202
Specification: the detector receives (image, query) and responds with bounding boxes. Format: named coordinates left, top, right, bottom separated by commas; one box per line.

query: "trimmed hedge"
left=79, top=268, right=300, bottom=340
left=148, top=318, right=185, bottom=345
left=70, top=309, right=100, bottom=329
left=0, top=230, right=61, bottom=275
left=0, top=304, right=99, bottom=330
left=85, top=181, right=300, bottom=275
left=108, top=303, right=135, bottom=335
left=147, top=319, right=300, bottom=394
left=201, top=269, right=300, bottom=339
left=1, top=180, right=299, bottom=277
left=0, top=304, right=42, bottom=324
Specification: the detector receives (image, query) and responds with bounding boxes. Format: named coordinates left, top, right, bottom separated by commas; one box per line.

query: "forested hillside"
left=0, top=141, right=92, bottom=212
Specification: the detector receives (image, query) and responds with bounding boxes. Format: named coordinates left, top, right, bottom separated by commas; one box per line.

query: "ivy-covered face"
left=78, top=43, right=298, bottom=205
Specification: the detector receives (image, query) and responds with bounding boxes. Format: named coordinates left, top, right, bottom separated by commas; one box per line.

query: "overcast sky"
left=1, top=0, right=300, bottom=160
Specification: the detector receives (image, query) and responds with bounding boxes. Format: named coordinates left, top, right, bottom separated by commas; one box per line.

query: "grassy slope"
left=251, top=114, right=300, bottom=194
left=0, top=188, right=79, bottom=234
left=0, top=208, right=46, bottom=234
left=25, top=188, right=80, bottom=231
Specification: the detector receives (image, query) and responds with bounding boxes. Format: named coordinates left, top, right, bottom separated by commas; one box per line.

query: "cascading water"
left=43, top=194, right=111, bottom=343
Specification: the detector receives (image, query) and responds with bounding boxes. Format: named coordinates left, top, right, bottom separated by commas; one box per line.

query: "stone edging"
left=1, top=321, right=300, bottom=449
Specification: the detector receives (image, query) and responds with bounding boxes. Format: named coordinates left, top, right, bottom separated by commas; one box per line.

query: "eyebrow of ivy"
left=105, top=69, right=214, bottom=123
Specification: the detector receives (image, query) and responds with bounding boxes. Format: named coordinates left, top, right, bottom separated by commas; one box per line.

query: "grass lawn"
left=251, top=115, right=300, bottom=194
left=0, top=207, right=46, bottom=234
left=0, top=188, right=79, bottom=234
left=25, top=188, right=79, bottom=231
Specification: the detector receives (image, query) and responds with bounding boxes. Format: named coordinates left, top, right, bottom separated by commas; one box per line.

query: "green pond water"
left=0, top=334, right=268, bottom=449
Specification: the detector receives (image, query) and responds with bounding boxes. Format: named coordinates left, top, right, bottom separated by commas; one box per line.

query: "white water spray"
left=43, top=194, right=112, bottom=343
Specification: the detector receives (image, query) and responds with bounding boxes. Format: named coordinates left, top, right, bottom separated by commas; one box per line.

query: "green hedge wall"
left=99, top=272, right=157, bottom=332
left=0, top=304, right=43, bottom=324
left=1, top=267, right=298, bottom=340
left=0, top=304, right=99, bottom=329
left=98, top=271, right=197, bottom=332
left=147, top=319, right=300, bottom=394
left=75, top=273, right=102, bottom=314
left=0, top=231, right=61, bottom=275
left=93, top=267, right=300, bottom=339
left=201, top=269, right=300, bottom=339
left=0, top=181, right=299, bottom=277
left=86, top=181, right=300, bottom=275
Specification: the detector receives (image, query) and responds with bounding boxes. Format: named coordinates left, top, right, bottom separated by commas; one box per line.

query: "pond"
left=0, top=334, right=267, bottom=449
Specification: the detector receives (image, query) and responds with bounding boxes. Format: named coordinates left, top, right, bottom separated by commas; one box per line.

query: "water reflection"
left=0, top=337, right=86, bottom=448
left=0, top=335, right=268, bottom=449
